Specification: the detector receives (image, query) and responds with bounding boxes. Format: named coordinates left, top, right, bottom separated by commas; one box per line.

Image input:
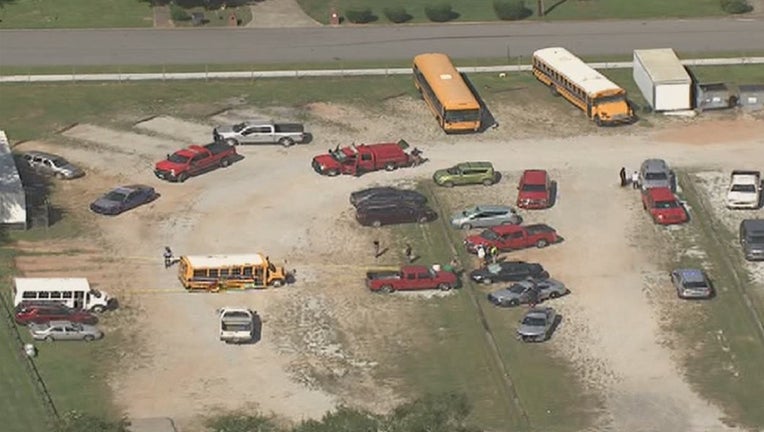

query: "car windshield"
left=480, top=230, right=499, bottom=240
left=91, top=290, right=102, bottom=298
left=444, top=109, right=481, bottom=123
left=684, top=281, right=708, bottom=289
left=486, top=263, right=502, bottom=274
left=509, top=285, right=526, bottom=294
left=731, top=184, right=756, bottom=193
left=645, top=172, right=668, bottom=180
left=522, top=316, right=546, bottom=326
left=168, top=153, right=190, bottom=163
left=51, top=158, right=69, bottom=167
left=654, top=200, right=678, bottom=209
left=104, top=191, right=128, bottom=202
left=521, top=184, right=546, bottom=192
left=446, top=167, right=460, bottom=175
left=330, top=149, right=350, bottom=162
left=232, top=122, right=247, bottom=133
left=222, top=323, right=252, bottom=332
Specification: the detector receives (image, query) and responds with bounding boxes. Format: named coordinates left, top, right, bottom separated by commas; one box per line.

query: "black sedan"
left=90, top=185, right=158, bottom=215
left=470, top=261, right=549, bottom=285
left=350, top=186, right=427, bottom=208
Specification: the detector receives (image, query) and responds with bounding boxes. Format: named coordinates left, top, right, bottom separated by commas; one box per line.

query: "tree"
left=56, top=411, right=131, bottom=432
left=293, top=406, right=383, bottom=432
left=387, top=393, right=482, bottom=432
left=204, top=411, right=283, bottom=432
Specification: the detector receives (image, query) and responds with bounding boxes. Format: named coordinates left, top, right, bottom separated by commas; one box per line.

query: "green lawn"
left=296, top=0, right=726, bottom=24
left=0, top=248, right=52, bottom=432
left=0, top=0, right=153, bottom=29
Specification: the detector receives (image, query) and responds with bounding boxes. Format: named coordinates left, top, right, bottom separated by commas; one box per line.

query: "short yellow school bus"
left=178, top=254, right=287, bottom=292
left=413, top=53, right=482, bottom=133
left=532, top=47, right=634, bottom=126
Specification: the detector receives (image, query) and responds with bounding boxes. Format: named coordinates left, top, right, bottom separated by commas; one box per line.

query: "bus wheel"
left=594, top=116, right=603, bottom=127
left=271, top=279, right=284, bottom=287
left=549, top=85, right=559, bottom=97
left=91, top=305, right=105, bottom=313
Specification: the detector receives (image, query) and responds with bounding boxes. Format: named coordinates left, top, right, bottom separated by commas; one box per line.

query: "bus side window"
left=74, top=291, right=84, bottom=299
left=50, top=291, right=62, bottom=299
left=62, top=292, right=73, bottom=299
left=243, top=266, right=254, bottom=276
left=22, top=292, right=37, bottom=299
left=209, top=269, right=219, bottom=278
left=220, top=268, right=230, bottom=277
left=193, top=269, right=207, bottom=278
left=38, top=292, right=50, bottom=299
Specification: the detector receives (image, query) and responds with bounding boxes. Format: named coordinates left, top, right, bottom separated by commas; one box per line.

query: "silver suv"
left=450, top=205, right=521, bottom=230
left=638, top=158, right=672, bottom=190
left=22, top=151, right=84, bottom=179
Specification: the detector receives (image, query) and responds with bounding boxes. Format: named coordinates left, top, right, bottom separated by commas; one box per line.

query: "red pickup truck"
left=312, top=141, right=418, bottom=176
left=366, top=265, right=458, bottom=293
left=464, top=224, right=560, bottom=253
left=154, top=142, right=237, bottom=182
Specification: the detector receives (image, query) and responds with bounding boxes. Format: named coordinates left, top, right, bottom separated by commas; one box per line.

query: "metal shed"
left=695, top=82, right=737, bottom=111
left=738, top=84, right=764, bottom=110
left=0, top=130, right=27, bottom=229
left=632, top=48, right=692, bottom=111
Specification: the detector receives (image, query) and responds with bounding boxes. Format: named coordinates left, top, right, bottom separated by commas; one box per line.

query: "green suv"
left=433, top=161, right=498, bottom=187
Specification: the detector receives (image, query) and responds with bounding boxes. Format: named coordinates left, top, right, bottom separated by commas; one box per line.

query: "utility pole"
left=538, top=0, right=545, bottom=17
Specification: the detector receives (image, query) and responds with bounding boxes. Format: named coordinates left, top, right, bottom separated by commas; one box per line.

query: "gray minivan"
left=450, top=205, right=521, bottom=230
left=638, top=158, right=672, bottom=190
left=740, top=219, right=764, bottom=261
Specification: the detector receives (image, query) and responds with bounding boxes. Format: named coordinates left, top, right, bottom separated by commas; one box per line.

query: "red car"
left=311, top=141, right=415, bottom=177
left=464, top=224, right=560, bottom=253
left=517, top=169, right=552, bottom=209
left=15, top=304, right=98, bottom=325
left=642, top=187, right=688, bottom=225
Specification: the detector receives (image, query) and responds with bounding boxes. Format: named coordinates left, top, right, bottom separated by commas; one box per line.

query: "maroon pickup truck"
left=464, top=224, right=561, bottom=253
left=312, top=141, right=421, bottom=177
left=366, top=265, right=458, bottom=293
left=154, top=142, right=237, bottom=182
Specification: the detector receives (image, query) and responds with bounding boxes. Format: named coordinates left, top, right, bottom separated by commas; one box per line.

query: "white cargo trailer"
left=632, top=49, right=692, bottom=112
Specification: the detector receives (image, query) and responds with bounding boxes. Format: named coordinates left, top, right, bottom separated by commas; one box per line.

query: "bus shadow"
left=462, top=73, right=499, bottom=133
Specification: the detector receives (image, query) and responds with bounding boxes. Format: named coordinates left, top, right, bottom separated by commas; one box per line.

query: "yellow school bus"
left=413, top=53, right=482, bottom=133
left=178, top=254, right=287, bottom=292
left=532, top=47, right=634, bottom=126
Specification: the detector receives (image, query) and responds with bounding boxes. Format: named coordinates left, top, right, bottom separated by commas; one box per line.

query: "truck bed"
left=203, top=141, right=234, bottom=155
left=274, top=123, right=304, bottom=133
left=366, top=271, right=401, bottom=280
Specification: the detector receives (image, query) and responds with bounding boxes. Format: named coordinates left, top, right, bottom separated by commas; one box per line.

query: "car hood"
left=727, top=191, right=758, bottom=202
left=91, top=197, right=121, bottom=210
left=517, top=324, right=545, bottom=336
left=464, top=235, right=491, bottom=246
left=155, top=160, right=185, bottom=171
left=59, top=163, right=83, bottom=175
left=214, top=125, right=236, bottom=135
left=433, top=169, right=450, bottom=180
left=312, top=154, right=341, bottom=169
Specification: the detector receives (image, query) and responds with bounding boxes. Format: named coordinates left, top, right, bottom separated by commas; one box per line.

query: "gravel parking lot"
left=18, top=102, right=764, bottom=431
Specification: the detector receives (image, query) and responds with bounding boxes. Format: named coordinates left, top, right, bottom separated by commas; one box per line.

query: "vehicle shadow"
left=548, top=180, right=559, bottom=208
left=461, top=73, right=499, bottom=133
left=301, top=133, right=314, bottom=144
left=547, top=313, right=563, bottom=341
left=251, top=313, right=263, bottom=344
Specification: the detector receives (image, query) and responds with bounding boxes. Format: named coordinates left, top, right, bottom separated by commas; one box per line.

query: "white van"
left=13, top=278, right=112, bottom=312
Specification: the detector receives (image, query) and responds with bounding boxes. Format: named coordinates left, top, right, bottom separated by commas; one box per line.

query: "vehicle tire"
left=482, top=278, right=492, bottom=285
left=271, top=279, right=284, bottom=288
left=438, top=283, right=452, bottom=291
left=508, top=299, right=519, bottom=307
left=594, top=116, right=603, bottom=127
left=83, top=335, right=95, bottom=342
left=443, top=181, right=454, bottom=188
left=536, top=239, right=549, bottom=248
left=460, top=223, right=472, bottom=230
left=225, top=139, right=239, bottom=146
left=372, top=220, right=382, bottom=228
left=279, top=137, right=295, bottom=147
left=642, top=201, right=647, bottom=210
left=45, top=336, right=54, bottom=342
left=385, top=163, right=397, bottom=171
left=482, top=178, right=494, bottom=186
left=327, top=170, right=340, bottom=177
left=549, top=291, right=561, bottom=299
left=91, top=305, right=105, bottom=313
left=220, top=158, right=231, bottom=168
left=381, top=285, right=394, bottom=294
left=550, top=85, right=559, bottom=97
left=56, top=172, right=66, bottom=179
left=177, top=173, right=188, bottom=183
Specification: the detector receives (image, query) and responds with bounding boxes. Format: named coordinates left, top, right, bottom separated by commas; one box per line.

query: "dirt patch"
left=134, top=116, right=213, bottom=143
left=651, top=118, right=764, bottom=146
left=61, top=124, right=186, bottom=157
left=245, top=0, right=321, bottom=28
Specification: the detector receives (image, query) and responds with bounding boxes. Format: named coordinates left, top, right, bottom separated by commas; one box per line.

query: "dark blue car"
left=90, top=184, right=158, bottom=215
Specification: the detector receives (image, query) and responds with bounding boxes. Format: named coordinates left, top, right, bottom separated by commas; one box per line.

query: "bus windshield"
left=594, top=94, right=626, bottom=106
left=445, top=109, right=481, bottom=123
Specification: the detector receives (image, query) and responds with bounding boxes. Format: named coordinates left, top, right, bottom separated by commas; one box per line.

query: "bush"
left=721, top=0, right=752, bottom=13
left=424, top=2, right=457, bottom=22
left=169, top=3, right=191, bottom=21
left=344, top=7, right=376, bottom=23
left=383, top=6, right=412, bottom=23
left=493, top=0, right=532, bottom=20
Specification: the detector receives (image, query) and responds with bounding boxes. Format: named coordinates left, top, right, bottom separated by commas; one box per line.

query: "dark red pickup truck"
left=464, top=224, right=561, bottom=253
left=366, top=265, right=458, bottom=293
left=312, top=141, right=420, bottom=176
left=154, top=142, right=237, bottom=182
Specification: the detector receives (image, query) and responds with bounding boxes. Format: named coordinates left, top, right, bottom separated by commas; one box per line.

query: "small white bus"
left=13, top=278, right=112, bottom=312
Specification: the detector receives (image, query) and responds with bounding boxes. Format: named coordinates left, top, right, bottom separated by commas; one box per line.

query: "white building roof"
left=14, top=277, right=91, bottom=292
left=0, top=130, right=27, bottom=226
left=184, top=254, right=265, bottom=268
left=633, top=48, right=691, bottom=84
left=533, top=47, right=623, bottom=96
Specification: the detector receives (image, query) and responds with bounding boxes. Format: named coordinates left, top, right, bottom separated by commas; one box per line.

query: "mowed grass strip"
left=296, top=0, right=725, bottom=24
left=0, top=247, right=52, bottom=432
left=0, top=0, right=153, bottom=29
left=661, top=172, right=764, bottom=428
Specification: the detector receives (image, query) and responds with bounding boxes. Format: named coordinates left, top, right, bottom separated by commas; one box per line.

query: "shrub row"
left=344, top=0, right=532, bottom=24
left=720, top=0, right=753, bottom=13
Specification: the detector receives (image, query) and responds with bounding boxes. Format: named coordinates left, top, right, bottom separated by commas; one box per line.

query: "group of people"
left=476, top=244, right=499, bottom=265
left=619, top=167, right=641, bottom=189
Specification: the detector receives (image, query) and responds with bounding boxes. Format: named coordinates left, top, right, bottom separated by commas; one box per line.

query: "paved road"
left=1, top=18, right=763, bottom=66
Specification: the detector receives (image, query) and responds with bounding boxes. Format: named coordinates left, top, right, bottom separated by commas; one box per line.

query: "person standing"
left=404, top=243, right=413, bottom=263
left=619, top=167, right=627, bottom=187
left=489, top=245, right=499, bottom=263
left=631, top=170, right=640, bottom=189
left=373, top=240, right=380, bottom=258
left=163, top=246, right=174, bottom=269
left=527, top=281, right=540, bottom=307
left=477, top=245, right=486, bottom=266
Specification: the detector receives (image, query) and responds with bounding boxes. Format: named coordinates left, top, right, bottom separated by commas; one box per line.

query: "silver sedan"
left=29, top=320, right=103, bottom=342
left=450, top=205, right=521, bottom=230
left=488, top=278, right=567, bottom=307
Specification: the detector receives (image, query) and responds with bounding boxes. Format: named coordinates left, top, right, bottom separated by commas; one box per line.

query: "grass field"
left=296, top=0, right=726, bottom=24
left=658, top=173, right=764, bottom=429
left=0, top=0, right=153, bottom=29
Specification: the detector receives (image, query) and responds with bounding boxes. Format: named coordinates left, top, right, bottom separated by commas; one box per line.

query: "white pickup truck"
left=219, top=307, right=256, bottom=344
left=213, top=119, right=309, bottom=147
left=726, top=170, right=761, bottom=209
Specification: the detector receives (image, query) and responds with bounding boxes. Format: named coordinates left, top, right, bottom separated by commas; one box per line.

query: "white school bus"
left=13, top=278, right=112, bottom=312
